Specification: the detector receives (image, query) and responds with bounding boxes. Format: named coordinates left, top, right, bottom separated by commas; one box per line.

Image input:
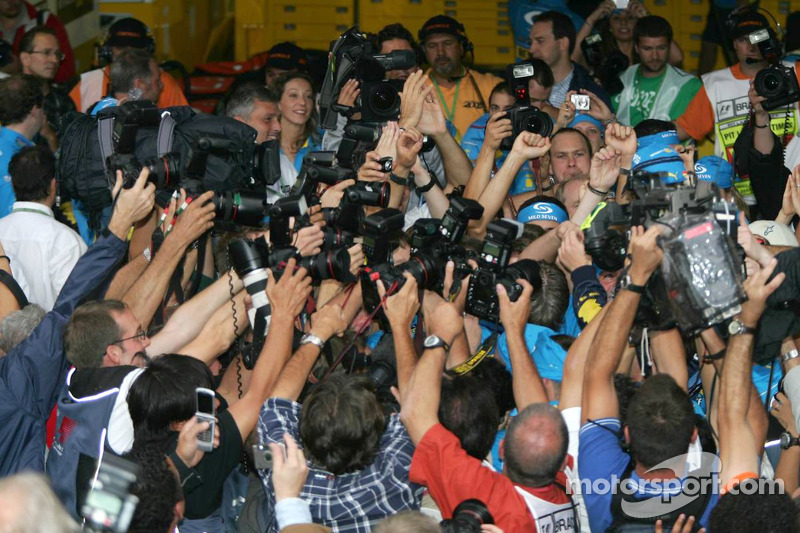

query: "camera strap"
left=431, top=77, right=462, bottom=124
left=445, top=333, right=497, bottom=376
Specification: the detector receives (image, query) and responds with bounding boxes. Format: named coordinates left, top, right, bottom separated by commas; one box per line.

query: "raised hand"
left=380, top=273, right=420, bottom=329
left=399, top=70, right=435, bottom=130
left=265, top=258, right=312, bottom=319
left=337, top=78, right=360, bottom=108
left=484, top=111, right=513, bottom=152
left=511, top=132, right=551, bottom=161
left=589, top=146, right=622, bottom=192
left=628, top=225, right=663, bottom=285
left=271, top=434, right=309, bottom=502
left=739, top=257, right=785, bottom=327
left=605, top=123, right=637, bottom=157
left=396, top=127, right=425, bottom=170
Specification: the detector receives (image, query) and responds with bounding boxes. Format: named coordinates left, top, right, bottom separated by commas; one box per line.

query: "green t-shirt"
left=612, top=67, right=702, bottom=126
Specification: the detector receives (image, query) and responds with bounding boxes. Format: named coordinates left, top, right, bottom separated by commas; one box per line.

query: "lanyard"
left=432, top=77, right=462, bottom=124
left=11, top=207, right=50, bottom=217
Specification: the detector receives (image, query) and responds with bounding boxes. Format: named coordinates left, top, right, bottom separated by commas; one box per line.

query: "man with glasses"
left=18, top=26, right=75, bottom=150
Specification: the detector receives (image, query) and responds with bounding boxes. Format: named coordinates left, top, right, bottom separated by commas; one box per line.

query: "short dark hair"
left=469, top=357, right=515, bottom=419
left=504, top=403, right=568, bottom=487
left=550, top=127, right=593, bottom=157
left=9, top=145, right=54, bottom=202
left=439, top=375, right=499, bottom=460
left=64, top=300, right=127, bottom=369
left=225, top=82, right=278, bottom=119
left=710, top=491, right=799, bottom=533
left=490, top=81, right=512, bottom=100
left=535, top=11, right=577, bottom=55
left=299, top=375, right=387, bottom=475
left=634, top=15, right=673, bottom=44
left=128, top=354, right=214, bottom=447
left=126, top=444, right=182, bottom=533
left=512, top=224, right=547, bottom=254
left=528, top=260, right=569, bottom=330
left=109, top=48, right=153, bottom=95
left=626, top=374, right=695, bottom=468
left=0, top=74, right=43, bottom=124
left=529, top=58, right=555, bottom=88
left=634, top=118, right=675, bottom=138
left=19, top=25, right=58, bottom=54
left=376, top=23, right=417, bottom=52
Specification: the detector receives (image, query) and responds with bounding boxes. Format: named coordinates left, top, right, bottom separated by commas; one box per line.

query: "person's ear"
left=103, top=344, right=122, bottom=366
left=624, top=425, right=631, bottom=444
left=19, top=51, right=30, bottom=69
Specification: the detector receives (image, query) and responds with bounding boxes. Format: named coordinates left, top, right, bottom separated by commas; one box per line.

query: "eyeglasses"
left=113, top=327, right=149, bottom=344
left=28, top=49, right=65, bottom=61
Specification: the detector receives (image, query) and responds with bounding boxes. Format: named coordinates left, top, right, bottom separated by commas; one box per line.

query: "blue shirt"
left=91, top=96, right=118, bottom=116
left=578, top=418, right=718, bottom=532
left=0, top=127, right=34, bottom=217
left=461, top=113, right=538, bottom=196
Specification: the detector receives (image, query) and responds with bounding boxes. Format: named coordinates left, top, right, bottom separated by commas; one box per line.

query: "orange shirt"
left=69, top=66, right=189, bottom=113
left=427, top=68, right=503, bottom=140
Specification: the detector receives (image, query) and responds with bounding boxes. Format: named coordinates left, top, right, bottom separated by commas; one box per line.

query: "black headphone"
left=97, top=19, right=156, bottom=65
left=725, top=5, right=784, bottom=45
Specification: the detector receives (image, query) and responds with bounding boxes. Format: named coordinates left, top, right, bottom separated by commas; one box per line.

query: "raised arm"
left=121, top=189, right=216, bottom=327
left=227, top=260, right=312, bottom=442
left=582, top=226, right=663, bottom=423
left=147, top=269, right=244, bottom=356
left=498, top=280, right=548, bottom=409
left=383, top=274, right=421, bottom=393
left=418, top=97, right=473, bottom=187
left=718, top=258, right=784, bottom=487
left=462, top=111, right=512, bottom=201
left=399, top=299, right=464, bottom=445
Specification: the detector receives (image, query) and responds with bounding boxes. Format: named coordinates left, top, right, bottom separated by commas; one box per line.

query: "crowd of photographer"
left=1, top=1, right=800, bottom=532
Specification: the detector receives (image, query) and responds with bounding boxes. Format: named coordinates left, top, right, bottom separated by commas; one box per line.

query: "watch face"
left=782, top=432, right=792, bottom=449
left=728, top=321, right=740, bottom=335
left=424, top=337, right=439, bottom=348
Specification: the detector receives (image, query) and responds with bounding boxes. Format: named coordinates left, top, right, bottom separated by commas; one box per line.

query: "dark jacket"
left=0, top=231, right=126, bottom=477
left=733, top=121, right=789, bottom=220
left=569, top=62, right=613, bottom=109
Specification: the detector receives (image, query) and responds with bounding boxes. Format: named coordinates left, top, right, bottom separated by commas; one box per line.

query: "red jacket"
left=2, top=2, right=75, bottom=83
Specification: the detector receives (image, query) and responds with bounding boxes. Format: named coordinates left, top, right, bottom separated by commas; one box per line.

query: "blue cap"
left=632, top=143, right=687, bottom=185
left=637, top=130, right=680, bottom=148
left=695, top=155, right=734, bottom=189
left=517, top=201, right=569, bottom=224
left=498, top=324, right=567, bottom=382
left=569, top=114, right=604, bottom=132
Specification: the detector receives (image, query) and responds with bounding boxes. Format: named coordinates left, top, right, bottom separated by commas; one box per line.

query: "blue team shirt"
left=0, top=127, right=34, bottom=217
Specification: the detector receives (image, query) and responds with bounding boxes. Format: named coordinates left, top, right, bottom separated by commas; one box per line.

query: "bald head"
left=504, top=403, right=568, bottom=487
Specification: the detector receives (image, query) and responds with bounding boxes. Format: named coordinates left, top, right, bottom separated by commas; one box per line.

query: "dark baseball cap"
left=106, top=18, right=153, bottom=49
left=730, top=11, right=770, bottom=40
left=266, top=42, right=307, bottom=71
left=418, top=15, right=467, bottom=44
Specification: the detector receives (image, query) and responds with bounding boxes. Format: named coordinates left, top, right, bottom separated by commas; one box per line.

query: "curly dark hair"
left=0, top=74, right=44, bottom=125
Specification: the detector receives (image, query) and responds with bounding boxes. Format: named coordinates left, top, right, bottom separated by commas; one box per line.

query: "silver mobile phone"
left=195, top=387, right=216, bottom=453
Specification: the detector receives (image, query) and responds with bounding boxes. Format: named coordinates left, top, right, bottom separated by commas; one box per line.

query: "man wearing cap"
left=613, top=16, right=701, bottom=127
left=0, top=0, right=73, bottom=83
left=674, top=10, right=800, bottom=208
left=68, top=17, right=188, bottom=113
left=264, top=41, right=307, bottom=88
left=419, top=15, right=502, bottom=139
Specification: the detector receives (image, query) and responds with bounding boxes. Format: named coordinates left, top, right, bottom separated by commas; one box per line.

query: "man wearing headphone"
left=68, top=18, right=188, bottom=113
left=673, top=8, right=800, bottom=212
left=419, top=15, right=502, bottom=140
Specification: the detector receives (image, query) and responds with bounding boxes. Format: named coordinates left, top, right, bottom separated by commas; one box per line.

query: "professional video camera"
left=465, top=219, right=542, bottom=321
left=319, top=27, right=416, bottom=129
left=749, top=26, right=800, bottom=110
left=581, top=171, right=746, bottom=334
left=500, top=62, right=553, bottom=150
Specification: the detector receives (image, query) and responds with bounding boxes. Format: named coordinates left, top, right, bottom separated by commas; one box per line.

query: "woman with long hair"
left=270, top=71, right=323, bottom=201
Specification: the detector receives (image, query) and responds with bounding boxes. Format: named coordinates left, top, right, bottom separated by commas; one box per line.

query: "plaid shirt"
left=257, top=398, right=424, bottom=532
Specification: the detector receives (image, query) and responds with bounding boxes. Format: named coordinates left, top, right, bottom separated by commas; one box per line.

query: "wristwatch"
left=780, top=432, right=800, bottom=450
left=619, top=274, right=646, bottom=294
left=728, top=319, right=756, bottom=336
left=300, top=333, right=326, bottom=349
left=415, top=173, right=438, bottom=193
left=423, top=335, right=450, bottom=352
left=782, top=349, right=800, bottom=365
left=390, top=171, right=414, bottom=187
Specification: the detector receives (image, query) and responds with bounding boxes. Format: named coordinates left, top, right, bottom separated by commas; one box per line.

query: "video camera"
left=500, top=62, right=553, bottom=150
left=319, top=28, right=416, bottom=129
left=581, top=171, right=746, bottom=334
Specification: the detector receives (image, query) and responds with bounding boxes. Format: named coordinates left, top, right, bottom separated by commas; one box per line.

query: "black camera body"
left=749, top=27, right=800, bottom=111
left=500, top=62, right=553, bottom=150
left=362, top=208, right=405, bottom=265
left=465, top=219, right=528, bottom=321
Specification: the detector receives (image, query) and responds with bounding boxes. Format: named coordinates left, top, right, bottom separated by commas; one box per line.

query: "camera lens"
left=228, top=238, right=270, bottom=278
left=524, top=110, right=554, bottom=137
left=499, top=259, right=542, bottom=300
left=300, top=247, right=353, bottom=283
left=142, top=152, right=181, bottom=189
left=213, top=191, right=268, bottom=226
left=369, top=83, right=400, bottom=114
left=755, top=67, right=785, bottom=98
left=400, top=255, right=440, bottom=290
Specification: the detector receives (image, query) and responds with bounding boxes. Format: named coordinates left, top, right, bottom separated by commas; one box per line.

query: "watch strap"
left=781, top=349, right=800, bottom=365
left=423, top=335, right=450, bottom=352
left=415, top=174, right=438, bottom=193
left=390, top=171, right=414, bottom=187
left=300, top=333, right=325, bottom=349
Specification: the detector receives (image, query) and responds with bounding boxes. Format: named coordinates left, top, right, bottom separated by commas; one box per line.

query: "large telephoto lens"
left=142, top=152, right=182, bottom=189
left=213, top=191, right=268, bottom=226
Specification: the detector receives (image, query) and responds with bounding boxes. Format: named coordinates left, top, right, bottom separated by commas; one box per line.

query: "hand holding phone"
left=195, top=387, right=216, bottom=453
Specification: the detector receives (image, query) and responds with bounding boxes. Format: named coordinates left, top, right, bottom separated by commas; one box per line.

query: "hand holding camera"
left=320, top=178, right=356, bottom=209
left=497, top=278, right=534, bottom=336
left=265, top=258, right=313, bottom=320
left=739, top=257, right=784, bottom=327
left=177, top=413, right=220, bottom=467
left=271, top=434, right=309, bottom=503
left=358, top=151, right=391, bottom=182
left=167, top=190, right=216, bottom=249
left=337, top=78, right=361, bottom=108
left=628, top=225, right=664, bottom=285
left=293, top=224, right=325, bottom=257
left=484, top=111, right=513, bottom=152
left=570, top=93, right=591, bottom=112
left=108, top=167, right=156, bottom=239
left=380, top=272, right=420, bottom=329
left=558, top=230, right=592, bottom=273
